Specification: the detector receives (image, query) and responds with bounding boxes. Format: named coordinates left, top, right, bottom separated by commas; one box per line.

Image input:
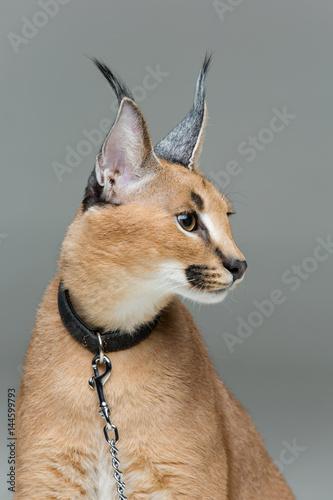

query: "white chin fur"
left=175, top=285, right=228, bottom=304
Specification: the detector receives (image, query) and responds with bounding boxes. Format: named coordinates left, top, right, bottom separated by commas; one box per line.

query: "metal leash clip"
left=88, top=333, right=127, bottom=500
left=89, top=352, right=112, bottom=424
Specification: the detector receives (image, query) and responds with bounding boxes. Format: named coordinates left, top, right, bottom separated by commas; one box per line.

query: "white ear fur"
left=95, top=98, right=155, bottom=202
left=188, top=102, right=207, bottom=170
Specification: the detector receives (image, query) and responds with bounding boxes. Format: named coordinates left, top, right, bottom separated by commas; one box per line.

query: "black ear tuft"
left=91, top=58, right=134, bottom=104
left=194, top=53, right=212, bottom=109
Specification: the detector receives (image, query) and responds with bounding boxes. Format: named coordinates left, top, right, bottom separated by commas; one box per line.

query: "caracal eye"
left=177, top=213, right=198, bottom=232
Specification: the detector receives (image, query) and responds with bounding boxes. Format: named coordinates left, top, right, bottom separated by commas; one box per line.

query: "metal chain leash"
left=88, top=333, right=127, bottom=500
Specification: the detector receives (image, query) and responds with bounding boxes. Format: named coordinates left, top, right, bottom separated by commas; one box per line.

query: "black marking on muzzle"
left=185, top=265, right=212, bottom=289
left=214, top=247, right=227, bottom=266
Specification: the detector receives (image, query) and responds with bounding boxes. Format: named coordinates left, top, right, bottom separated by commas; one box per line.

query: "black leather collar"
left=58, top=281, right=161, bottom=354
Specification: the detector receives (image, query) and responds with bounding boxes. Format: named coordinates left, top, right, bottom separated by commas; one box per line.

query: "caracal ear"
left=94, top=97, right=160, bottom=204
left=154, top=54, right=211, bottom=170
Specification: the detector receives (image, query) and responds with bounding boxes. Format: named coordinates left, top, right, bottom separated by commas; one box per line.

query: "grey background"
left=1, top=0, right=332, bottom=498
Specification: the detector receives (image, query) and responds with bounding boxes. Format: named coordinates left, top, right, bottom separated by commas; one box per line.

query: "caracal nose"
left=224, top=258, right=248, bottom=281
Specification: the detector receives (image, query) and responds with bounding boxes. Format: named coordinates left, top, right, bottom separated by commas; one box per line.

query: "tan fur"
left=16, top=99, right=294, bottom=499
